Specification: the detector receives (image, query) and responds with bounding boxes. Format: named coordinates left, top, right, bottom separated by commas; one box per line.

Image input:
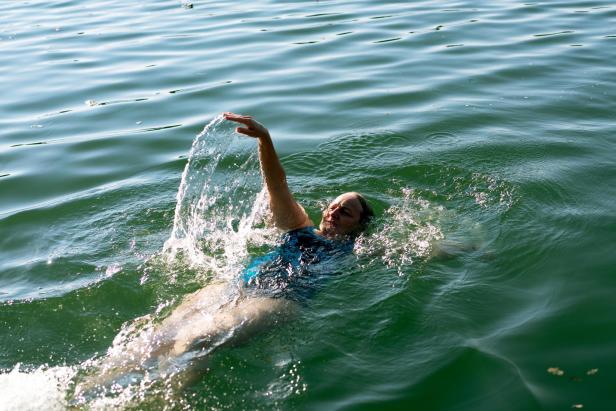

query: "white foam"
left=354, top=188, right=444, bottom=275
left=0, top=364, right=75, bottom=411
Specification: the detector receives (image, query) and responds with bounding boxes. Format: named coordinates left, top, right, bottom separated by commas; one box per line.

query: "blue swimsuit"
left=241, top=226, right=354, bottom=303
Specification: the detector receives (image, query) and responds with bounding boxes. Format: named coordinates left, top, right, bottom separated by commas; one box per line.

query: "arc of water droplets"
left=163, top=114, right=272, bottom=279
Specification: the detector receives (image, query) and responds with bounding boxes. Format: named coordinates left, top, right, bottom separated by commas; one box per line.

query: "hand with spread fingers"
left=223, top=112, right=270, bottom=140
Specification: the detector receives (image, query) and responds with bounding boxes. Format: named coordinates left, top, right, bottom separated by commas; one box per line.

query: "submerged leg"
left=74, top=282, right=297, bottom=400
left=158, top=294, right=297, bottom=390
left=169, top=294, right=297, bottom=357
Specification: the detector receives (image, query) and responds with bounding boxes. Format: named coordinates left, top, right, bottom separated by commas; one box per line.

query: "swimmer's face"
left=319, top=192, right=364, bottom=237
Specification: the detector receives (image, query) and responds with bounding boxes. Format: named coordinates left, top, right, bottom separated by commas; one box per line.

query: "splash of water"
left=0, top=364, right=75, bottom=411
left=355, top=188, right=445, bottom=275
left=354, top=182, right=496, bottom=277
left=54, top=116, right=284, bottom=408
left=163, top=115, right=274, bottom=279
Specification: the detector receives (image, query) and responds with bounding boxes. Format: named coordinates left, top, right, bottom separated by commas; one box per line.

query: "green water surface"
left=1, top=0, right=615, bottom=409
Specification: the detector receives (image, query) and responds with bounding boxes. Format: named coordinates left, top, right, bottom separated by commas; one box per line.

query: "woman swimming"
left=74, top=113, right=373, bottom=399
left=226, top=112, right=374, bottom=303
left=159, top=112, right=374, bottom=355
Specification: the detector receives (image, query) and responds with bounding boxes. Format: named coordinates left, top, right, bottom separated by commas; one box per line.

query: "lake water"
left=1, top=0, right=615, bottom=409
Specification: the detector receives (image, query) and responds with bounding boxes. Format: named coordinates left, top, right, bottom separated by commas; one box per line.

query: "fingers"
left=224, top=112, right=268, bottom=139
left=223, top=112, right=253, bottom=126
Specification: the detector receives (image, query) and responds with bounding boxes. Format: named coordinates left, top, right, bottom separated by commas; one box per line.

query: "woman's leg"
left=169, top=291, right=298, bottom=357
left=75, top=282, right=297, bottom=398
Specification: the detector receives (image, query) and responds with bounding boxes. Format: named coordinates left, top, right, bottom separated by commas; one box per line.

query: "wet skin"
left=317, top=193, right=364, bottom=238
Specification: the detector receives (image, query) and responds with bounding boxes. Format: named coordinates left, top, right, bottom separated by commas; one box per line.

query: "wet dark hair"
left=355, top=193, right=375, bottom=229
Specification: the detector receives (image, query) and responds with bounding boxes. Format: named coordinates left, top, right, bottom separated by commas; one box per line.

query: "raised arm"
left=223, top=112, right=313, bottom=231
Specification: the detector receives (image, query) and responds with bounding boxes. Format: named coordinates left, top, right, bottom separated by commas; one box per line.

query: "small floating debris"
left=181, top=1, right=193, bottom=9
left=435, top=25, right=444, bottom=30
left=136, top=121, right=142, bottom=125
left=572, top=405, right=583, bottom=409
left=547, top=367, right=564, bottom=376
left=586, top=368, right=598, bottom=375
left=85, top=99, right=97, bottom=107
